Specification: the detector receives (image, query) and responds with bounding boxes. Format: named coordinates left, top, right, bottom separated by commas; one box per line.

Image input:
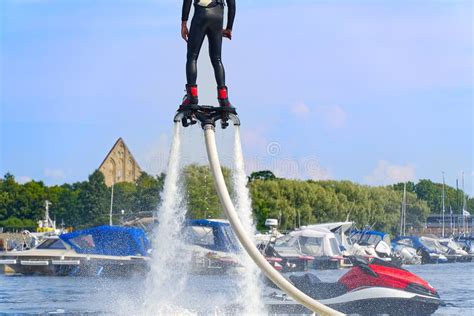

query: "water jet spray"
left=174, top=105, right=343, bottom=315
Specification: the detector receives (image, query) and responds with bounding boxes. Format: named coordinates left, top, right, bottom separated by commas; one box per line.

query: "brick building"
left=99, top=138, right=142, bottom=187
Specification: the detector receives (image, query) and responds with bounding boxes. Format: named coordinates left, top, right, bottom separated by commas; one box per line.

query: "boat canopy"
left=184, top=219, right=241, bottom=253
left=60, top=226, right=151, bottom=257
left=276, top=228, right=342, bottom=257
left=351, top=230, right=391, bottom=246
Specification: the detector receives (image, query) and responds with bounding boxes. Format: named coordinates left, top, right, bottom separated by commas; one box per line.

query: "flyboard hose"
left=202, top=123, right=343, bottom=316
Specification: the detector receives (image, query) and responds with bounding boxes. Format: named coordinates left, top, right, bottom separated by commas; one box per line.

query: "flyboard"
left=174, top=104, right=343, bottom=316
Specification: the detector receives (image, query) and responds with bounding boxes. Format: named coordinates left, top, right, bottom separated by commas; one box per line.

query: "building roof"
left=98, top=137, right=141, bottom=171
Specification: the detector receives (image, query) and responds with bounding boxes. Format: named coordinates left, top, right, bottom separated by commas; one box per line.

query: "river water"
left=1, top=262, right=473, bottom=315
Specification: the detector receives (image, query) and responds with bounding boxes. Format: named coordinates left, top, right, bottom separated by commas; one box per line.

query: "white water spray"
left=144, top=123, right=194, bottom=314
left=232, top=126, right=266, bottom=314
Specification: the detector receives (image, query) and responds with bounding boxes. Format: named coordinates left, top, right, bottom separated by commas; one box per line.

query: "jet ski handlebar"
left=174, top=105, right=241, bottom=129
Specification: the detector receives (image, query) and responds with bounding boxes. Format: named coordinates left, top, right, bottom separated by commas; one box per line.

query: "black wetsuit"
left=182, top=0, right=236, bottom=87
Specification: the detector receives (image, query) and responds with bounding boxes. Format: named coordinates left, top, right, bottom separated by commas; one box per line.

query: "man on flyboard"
left=180, top=0, right=236, bottom=108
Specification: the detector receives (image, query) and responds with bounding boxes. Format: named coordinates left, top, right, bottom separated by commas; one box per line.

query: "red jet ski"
left=264, top=257, right=442, bottom=315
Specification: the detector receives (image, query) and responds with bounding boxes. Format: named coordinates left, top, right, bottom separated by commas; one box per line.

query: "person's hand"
left=223, top=29, right=232, bottom=40
left=181, top=22, right=189, bottom=42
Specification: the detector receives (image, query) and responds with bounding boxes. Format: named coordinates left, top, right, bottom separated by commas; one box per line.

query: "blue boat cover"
left=352, top=230, right=387, bottom=237
left=60, top=226, right=151, bottom=257
left=185, top=219, right=241, bottom=253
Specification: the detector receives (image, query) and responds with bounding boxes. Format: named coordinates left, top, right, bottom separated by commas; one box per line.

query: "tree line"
left=0, top=166, right=472, bottom=234
left=0, top=171, right=164, bottom=230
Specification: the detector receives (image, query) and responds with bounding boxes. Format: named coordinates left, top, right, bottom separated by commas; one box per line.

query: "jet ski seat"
left=289, top=273, right=348, bottom=300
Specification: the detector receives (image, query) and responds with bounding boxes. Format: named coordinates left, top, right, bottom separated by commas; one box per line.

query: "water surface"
left=1, top=262, right=472, bottom=315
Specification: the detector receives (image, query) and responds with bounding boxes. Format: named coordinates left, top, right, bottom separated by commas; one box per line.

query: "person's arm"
left=226, top=0, right=236, bottom=30
left=181, top=0, right=192, bottom=41
left=182, top=0, right=192, bottom=22
left=223, top=0, right=235, bottom=39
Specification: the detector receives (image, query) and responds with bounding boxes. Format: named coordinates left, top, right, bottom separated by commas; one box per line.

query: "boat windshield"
left=183, top=224, right=240, bottom=253
left=219, top=225, right=241, bottom=253
left=68, top=234, right=95, bottom=249
left=36, top=238, right=66, bottom=250
left=275, top=234, right=293, bottom=247
left=184, top=226, right=215, bottom=247
left=419, top=238, right=438, bottom=252
left=397, top=238, right=414, bottom=247
left=298, top=236, right=324, bottom=256
left=329, top=238, right=341, bottom=255
left=435, top=241, right=450, bottom=253
left=352, top=232, right=382, bottom=246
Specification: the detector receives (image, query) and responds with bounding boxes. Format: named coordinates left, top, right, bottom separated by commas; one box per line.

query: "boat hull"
left=265, top=286, right=441, bottom=315
left=0, top=256, right=148, bottom=277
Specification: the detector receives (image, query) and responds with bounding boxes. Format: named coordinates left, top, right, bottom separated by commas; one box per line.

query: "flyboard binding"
left=174, top=104, right=240, bottom=129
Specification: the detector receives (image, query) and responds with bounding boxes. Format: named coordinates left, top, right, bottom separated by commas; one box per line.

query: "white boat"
left=438, top=237, right=471, bottom=262
left=304, top=221, right=353, bottom=256
left=392, top=239, right=422, bottom=265
left=0, top=226, right=150, bottom=276
left=270, top=228, right=345, bottom=270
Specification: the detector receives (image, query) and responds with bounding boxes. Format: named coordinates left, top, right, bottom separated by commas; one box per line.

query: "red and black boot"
left=217, top=86, right=234, bottom=128
left=217, top=86, right=233, bottom=108
left=179, top=84, right=199, bottom=109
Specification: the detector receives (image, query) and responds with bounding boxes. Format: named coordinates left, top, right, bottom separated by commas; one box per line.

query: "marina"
left=1, top=216, right=473, bottom=314
left=1, top=262, right=473, bottom=315
left=1, top=1, right=472, bottom=315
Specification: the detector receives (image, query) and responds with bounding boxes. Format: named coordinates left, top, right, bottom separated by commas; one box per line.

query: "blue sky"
left=1, top=0, right=473, bottom=194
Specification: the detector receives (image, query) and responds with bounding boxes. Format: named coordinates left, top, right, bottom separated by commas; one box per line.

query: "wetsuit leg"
left=206, top=5, right=226, bottom=87
left=186, top=5, right=225, bottom=86
left=186, top=8, right=208, bottom=85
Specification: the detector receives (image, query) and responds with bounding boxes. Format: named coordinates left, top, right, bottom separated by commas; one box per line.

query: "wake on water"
left=143, top=123, right=264, bottom=315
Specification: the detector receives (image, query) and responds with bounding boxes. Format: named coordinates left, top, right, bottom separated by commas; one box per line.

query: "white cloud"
left=43, top=168, right=66, bottom=180
left=17, top=176, right=32, bottom=184
left=315, top=105, right=347, bottom=129
left=365, top=160, right=416, bottom=185
left=291, top=102, right=311, bottom=119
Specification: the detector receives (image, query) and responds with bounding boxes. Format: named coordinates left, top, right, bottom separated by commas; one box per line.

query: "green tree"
left=77, top=170, right=109, bottom=227
left=183, top=164, right=232, bottom=219
left=133, top=172, right=165, bottom=214
left=248, top=170, right=276, bottom=182
left=51, top=183, right=83, bottom=227
left=111, top=182, right=137, bottom=223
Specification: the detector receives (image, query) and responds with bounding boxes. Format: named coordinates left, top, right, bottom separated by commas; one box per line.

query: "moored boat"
left=0, top=225, right=150, bottom=276
left=392, top=236, right=448, bottom=264
left=183, top=219, right=241, bottom=273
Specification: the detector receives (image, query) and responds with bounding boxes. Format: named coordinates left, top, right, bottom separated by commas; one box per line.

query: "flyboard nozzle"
left=174, top=105, right=240, bottom=129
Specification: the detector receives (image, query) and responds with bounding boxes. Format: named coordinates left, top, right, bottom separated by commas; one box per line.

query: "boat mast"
left=399, top=193, right=403, bottom=235
left=109, top=171, right=121, bottom=226
left=461, top=172, right=467, bottom=234
left=109, top=183, right=114, bottom=226
left=404, top=182, right=407, bottom=236
left=442, top=172, right=445, bottom=237
left=400, top=183, right=407, bottom=236
left=455, top=178, right=459, bottom=234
